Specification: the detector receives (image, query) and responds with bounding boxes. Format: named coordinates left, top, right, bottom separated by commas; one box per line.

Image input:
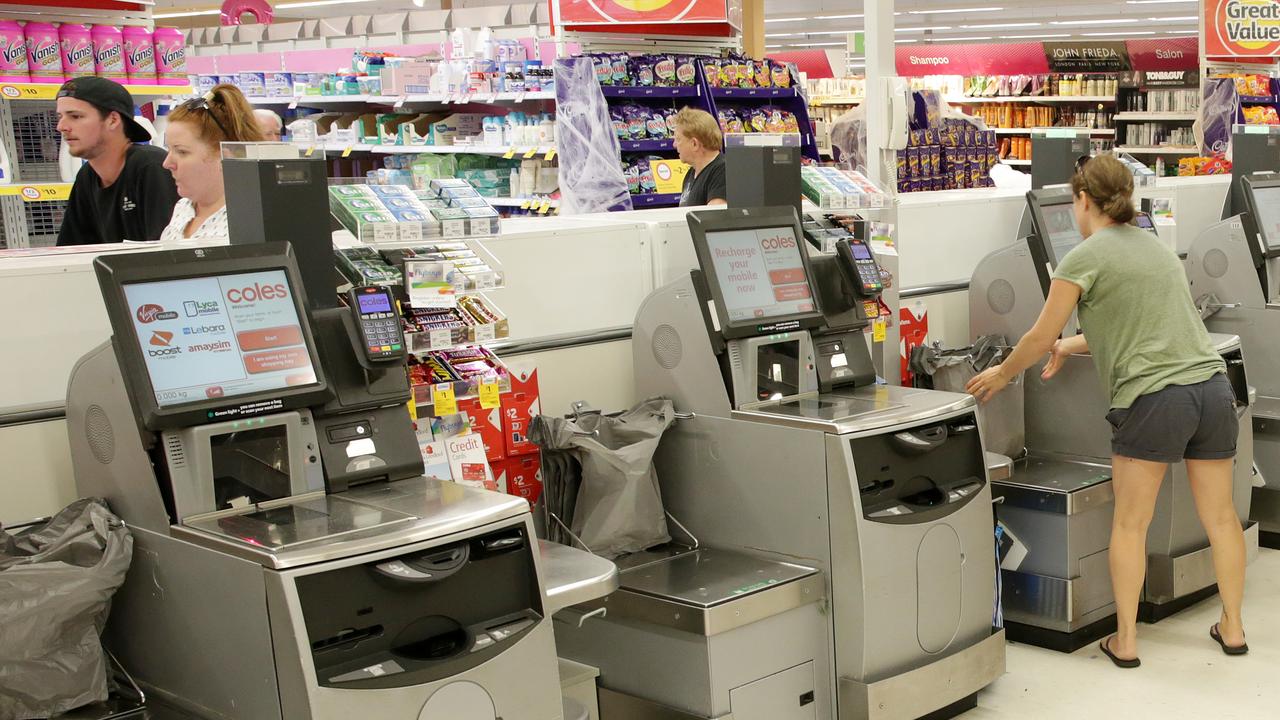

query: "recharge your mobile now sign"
left=1207, top=0, right=1280, bottom=56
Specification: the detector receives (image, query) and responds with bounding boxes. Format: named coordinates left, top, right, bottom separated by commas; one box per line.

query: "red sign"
left=896, top=43, right=1048, bottom=78
left=1206, top=0, right=1280, bottom=57
left=1126, top=38, right=1198, bottom=71
left=556, top=0, right=741, bottom=36
left=766, top=50, right=834, bottom=80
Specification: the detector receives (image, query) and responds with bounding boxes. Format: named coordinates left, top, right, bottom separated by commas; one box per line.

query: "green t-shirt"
left=1052, top=223, right=1224, bottom=409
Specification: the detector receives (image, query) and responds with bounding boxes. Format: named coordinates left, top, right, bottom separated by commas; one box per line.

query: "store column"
left=864, top=0, right=897, bottom=189
left=742, top=0, right=765, bottom=59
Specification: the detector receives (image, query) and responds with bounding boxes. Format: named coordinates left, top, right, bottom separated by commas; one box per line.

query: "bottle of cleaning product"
left=25, top=22, right=64, bottom=82
left=483, top=116, right=502, bottom=147
left=152, top=27, right=187, bottom=86
left=0, top=20, right=29, bottom=83
left=59, top=23, right=95, bottom=78
left=91, top=25, right=125, bottom=79
left=122, top=25, right=156, bottom=85
left=152, top=103, right=170, bottom=148
left=537, top=113, right=554, bottom=144
left=502, top=113, right=518, bottom=146
left=509, top=167, right=520, bottom=198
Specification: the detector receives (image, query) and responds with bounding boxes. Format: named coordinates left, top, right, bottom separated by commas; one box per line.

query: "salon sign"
left=1207, top=0, right=1280, bottom=56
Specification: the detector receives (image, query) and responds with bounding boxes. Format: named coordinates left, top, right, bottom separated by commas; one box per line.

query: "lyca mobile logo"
left=136, top=304, right=178, bottom=323
left=183, top=299, right=220, bottom=317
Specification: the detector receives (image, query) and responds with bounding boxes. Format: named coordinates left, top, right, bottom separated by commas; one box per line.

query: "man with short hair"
left=673, top=107, right=727, bottom=207
left=254, top=108, right=283, bottom=141
left=55, top=77, right=178, bottom=245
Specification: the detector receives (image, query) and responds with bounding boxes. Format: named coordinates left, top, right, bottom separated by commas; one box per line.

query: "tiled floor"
left=962, top=548, right=1280, bottom=719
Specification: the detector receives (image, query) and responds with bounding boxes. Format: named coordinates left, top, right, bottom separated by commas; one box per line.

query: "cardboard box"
left=493, top=454, right=541, bottom=503
left=503, top=366, right=540, bottom=457
left=380, top=60, right=435, bottom=96
left=456, top=398, right=507, bottom=463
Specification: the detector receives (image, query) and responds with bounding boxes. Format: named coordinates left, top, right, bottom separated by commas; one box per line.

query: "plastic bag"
left=1197, top=78, right=1239, bottom=159
left=0, top=498, right=133, bottom=720
left=910, top=336, right=1025, bottom=459
left=530, top=398, right=674, bottom=558
left=552, top=57, right=633, bottom=214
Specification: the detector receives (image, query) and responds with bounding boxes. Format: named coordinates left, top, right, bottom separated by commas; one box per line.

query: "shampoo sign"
left=1207, top=0, right=1280, bottom=57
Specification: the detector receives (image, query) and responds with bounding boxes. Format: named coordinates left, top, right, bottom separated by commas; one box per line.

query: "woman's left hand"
left=966, top=366, right=1011, bottom=404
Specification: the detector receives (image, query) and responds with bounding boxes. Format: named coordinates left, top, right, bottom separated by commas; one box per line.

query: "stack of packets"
left=418, top=412, right=497, bottom=492
left=800, top=167, right=885, bottom=209
left=896, top=121, right=998, bottom=193
left=1177, top=155, right=1231, bottom=176
left=404, top=295, right=509, bottom=351
left=382, top=243, right=505, bottom=293
left=409, top=346, right=511, bottom=407
left=335, top=246, right=402, bottom=287
left=329, top=180, right=500, bottom=243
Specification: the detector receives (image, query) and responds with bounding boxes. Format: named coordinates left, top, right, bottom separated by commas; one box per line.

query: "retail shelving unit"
left=706, top=84, right=820, bottom=161
left=0, top=82, right=190, bottom=249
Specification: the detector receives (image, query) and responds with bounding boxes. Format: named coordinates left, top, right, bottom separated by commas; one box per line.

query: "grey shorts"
left=1105, top=374, right=1238, bottom=463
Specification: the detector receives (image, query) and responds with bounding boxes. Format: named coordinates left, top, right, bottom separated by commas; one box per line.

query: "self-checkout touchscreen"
left=124, top=270, right=319, bottom=407
left=705, top=227, right=816, bottom=323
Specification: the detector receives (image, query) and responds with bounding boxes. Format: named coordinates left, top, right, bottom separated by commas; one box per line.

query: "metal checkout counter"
left=1187, top=172, right=1280, bottom=547
left=556, top=207, right=1005, bottom=720
left=969, top=187, right=1256, bottom=650
left=64, top=156, right=616, bottom=719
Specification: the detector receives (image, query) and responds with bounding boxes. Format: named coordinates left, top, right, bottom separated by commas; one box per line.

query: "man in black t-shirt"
left=674, top=108, right=727, bottom=208
left=55, top=77, right=178, bottom=246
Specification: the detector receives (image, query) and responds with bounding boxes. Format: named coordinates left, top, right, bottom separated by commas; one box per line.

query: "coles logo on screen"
left=136, top=304, right=179, bottom=323
left=226, top=282, right=288, bottom=305
left=760, top=234, right=797, bottom=250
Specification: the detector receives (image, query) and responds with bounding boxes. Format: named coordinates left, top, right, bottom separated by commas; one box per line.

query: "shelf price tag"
left=407, top=395, right=418, bottom=421
left=432, top=383, right=458, bottom=416
left=537, top=200, right=552, bottom=215
left=503, top=147, right=517, bottom=159
left=514, top=92, right=526, bottom=103
left=873, top=320, right=887, bottom=343
left=474, top=323, right=497, bottom=344
left=545, top=148, right=556, bottom=161
left=430, top=328, right=452, bottom=349
left=394, top=96, right=407, bottom=109
left=288, top=97, right=300, bottom=110
left=478, top=380, right=501, bottom=409
left=522, top=147, right=537, bottom=159
left=520, top=199, right=532, bottom=210
left=305, top=146, right=317, bottom=157
left=341, top=145, right=354, bottom=158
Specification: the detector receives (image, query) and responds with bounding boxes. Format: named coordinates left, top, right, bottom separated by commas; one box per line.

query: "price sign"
left=478, top=381, right=501, bottom=409
left=430, top=328, right=452, bottom=349
left=474, top=323, right=497, bottom=344
left=432, top=383, right=458, bottom=416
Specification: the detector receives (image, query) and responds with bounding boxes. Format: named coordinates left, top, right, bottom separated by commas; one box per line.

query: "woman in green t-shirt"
left=967, top=154, right=1248, bottom=668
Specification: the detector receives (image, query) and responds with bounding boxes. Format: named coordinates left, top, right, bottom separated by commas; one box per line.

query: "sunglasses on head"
left=181, top=94, right=229, bottom=138
left=1075, top=155, right=1092, bottom=173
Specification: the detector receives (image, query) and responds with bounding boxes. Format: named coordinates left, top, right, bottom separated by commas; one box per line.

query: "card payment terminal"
left=836, top=238, right=884, bottom=296
left=350, top=285, right=406, bottom=362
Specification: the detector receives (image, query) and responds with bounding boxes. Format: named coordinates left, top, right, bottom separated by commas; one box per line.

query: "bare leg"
left=1108, top=455, right=1167, bottom=659
left=1186, top=458, right=1247, bottom=646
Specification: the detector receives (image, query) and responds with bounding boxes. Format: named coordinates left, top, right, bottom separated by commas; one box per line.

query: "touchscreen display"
left=1041, top=203, right=1083, bottom=265
left=357, top=292, right=392, bottom=314
left=1253, top=186, right=1280, bottom=250
left=705, top=227, right=816, bottom=323
left=123, top=270, right=318, bottom=407
left=851, top=242, right=872, bottom=260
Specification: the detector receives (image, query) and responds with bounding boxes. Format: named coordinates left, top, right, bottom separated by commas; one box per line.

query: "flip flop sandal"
left=1099, top=635, right=1141, bottom=668
left=1210, top=624, right=1249, bottom=656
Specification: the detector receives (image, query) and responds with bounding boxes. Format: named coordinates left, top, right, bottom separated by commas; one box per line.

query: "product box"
left=237, top=72, right=267, bottom=97
left=444, top=432, right=496, bottom=490
left=196, top=74, right=217, bottom=94
left=431, top=207, right=469, bottom=238
left=456, top=397, right=507, bottom=463
left=265, top=72, right=293, bottom=97
left=493, top=454, right=541, bottom=503
left=430, top=113, right=486, bottom=145
left=503, top=366, right=540, bottom=457
left=380, top=60, right=435, bottom=96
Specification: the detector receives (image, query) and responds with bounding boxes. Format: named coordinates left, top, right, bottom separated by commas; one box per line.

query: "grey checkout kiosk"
left=970, top=188, right=1256, bottom=650
left=1189, top=172, right=1280, bottom=547
left=66, top=242, right=612, bottom=719
left=599, top=207, right=1005, bottom=719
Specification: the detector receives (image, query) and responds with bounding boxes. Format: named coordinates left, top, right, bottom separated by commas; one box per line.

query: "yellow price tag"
left=537, top=201, right=551, bottom=215
left=873, top=320, right=887, bottom=343
left=545, top=149, right=556, bottom=161
left=432, top=383, right=458, bottom=416
left=520, top=199, right=532, bottom=210
left=341, top=146, right=354, bottom=158
left=478, top=381, right=501, bottom=409
left=503, top=147, right=517, bottom=159
left=407, top=396, right=418, bottom=421
left=305, top=146, right=316, bottom=157
left=522, top=147, right=537, bottom=159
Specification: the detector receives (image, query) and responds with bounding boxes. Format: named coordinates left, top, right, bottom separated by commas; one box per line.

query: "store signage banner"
left=1043, top=41, right=1131, bottom=73
left=556, top=0, right=737, bottom=25
left=1126, top=38, right=1198, bottom=71
left=1206, top=0, right=1280, bottom=56
left=895, top=43, right=1047, bottom=77
left=1140, top=69, right=1200, bottom=89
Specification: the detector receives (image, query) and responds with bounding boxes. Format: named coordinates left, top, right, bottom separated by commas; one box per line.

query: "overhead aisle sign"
left=1207, top=0, right=1280, bottom=56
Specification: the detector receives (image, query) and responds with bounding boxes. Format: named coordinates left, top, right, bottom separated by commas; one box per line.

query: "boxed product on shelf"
left=330, top=184, right=442, bottom=243
left=897, top=121, right=997, bottom=192
left=801, top=167, right=886, bottom=209
left=384, top=241, right=505, bottom=292
left=406, top=295, right=508, bottom=351
left=409, top=346, right=512, bottom=410
left=335, top=246, right=403, bottom=286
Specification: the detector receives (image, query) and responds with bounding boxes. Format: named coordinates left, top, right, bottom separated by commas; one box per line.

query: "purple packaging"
left=909, top=179, right=921, bottom=193
left=969, top=161, right=983, bottom=188
left=906, top=147, right=921, bottom=178
left=896, top=151, right=907, bottom=179
left=929, top=147, right=941, bottom=176
left=654, top=55, right=676, bottom=86
left=645, top=113, right=667, bottom=139
left=897, top=178, right=911, bottom=194
left=675, top=56, right=696, bottom=86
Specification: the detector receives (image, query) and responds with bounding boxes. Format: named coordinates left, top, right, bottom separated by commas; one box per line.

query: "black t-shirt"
left=679, top=153, right=727, bottom=207
left=57, top=144, right=179, bottom=246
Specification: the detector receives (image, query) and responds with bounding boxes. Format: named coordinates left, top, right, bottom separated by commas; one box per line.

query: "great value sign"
left=555, top=0, right=742, bottom=30
left=1207, top=0, right=1280, bottom=56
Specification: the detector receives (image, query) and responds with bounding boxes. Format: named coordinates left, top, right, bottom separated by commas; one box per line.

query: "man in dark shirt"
left=55, top=77, right=178, bottom=245
left=673, top=108, right=727, bottom=207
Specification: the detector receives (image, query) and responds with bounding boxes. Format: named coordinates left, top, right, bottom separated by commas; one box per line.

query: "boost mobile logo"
left=148, top=330, right=181, bottom=357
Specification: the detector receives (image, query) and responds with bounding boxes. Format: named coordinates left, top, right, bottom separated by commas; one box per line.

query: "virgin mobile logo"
left=136, top=304, right=178, bottom=323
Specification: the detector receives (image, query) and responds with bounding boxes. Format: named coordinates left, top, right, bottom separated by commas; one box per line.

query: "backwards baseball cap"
left=56, top=77, right=151, bottom=143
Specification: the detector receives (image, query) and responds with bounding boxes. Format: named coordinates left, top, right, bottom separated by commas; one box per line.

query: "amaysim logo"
left=136, top=304, right=179, bottom=323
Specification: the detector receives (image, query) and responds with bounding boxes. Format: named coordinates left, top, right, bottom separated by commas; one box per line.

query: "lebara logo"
left=183, top=324, right=227, bottom=336
left=136, top=304, right=179, bottom=323
left=226, top=282, right=288, bottom=304
left=149, top=330, right=174, bottom=346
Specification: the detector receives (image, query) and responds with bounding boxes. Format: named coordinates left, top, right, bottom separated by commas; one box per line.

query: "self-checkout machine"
left=64, top=144, right=616, bottom=719
left=554, top=204, right=1005, bottom=720
left=1188, top=132, right=1280, bottom=546
left=969, top=184, right=1256, bottom=650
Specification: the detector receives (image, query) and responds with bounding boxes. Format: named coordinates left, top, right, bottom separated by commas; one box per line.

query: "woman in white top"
left=158, top=84, right=263, bottom=244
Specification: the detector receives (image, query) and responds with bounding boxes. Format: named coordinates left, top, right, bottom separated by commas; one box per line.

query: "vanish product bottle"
left=59, top=23, right=95, bottom=78
left=0, top=20, right=29, bottom=83
left=122, top=25, right=156, bottom=84
left=25, top=22, right=64, bottom=82
left=152, top=27, right=186, bottom=85
left=91, top=25, right=125, bottom=79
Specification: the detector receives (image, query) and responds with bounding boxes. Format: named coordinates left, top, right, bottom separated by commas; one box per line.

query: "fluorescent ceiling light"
left=765, top=33, right=801, bottom=38
left=1082, top=31, right=1155, bottom=36
left=804, top=30, right=870, bottom=36
left=815, top=14, right=863, bottom=20
left=276, top=0, right=376, bottom=8
left=907, top=6, right=1002, bottom=14
left=764, top=17, right=808, bottom=23
left=765, top=45, right=782, bottom=49
left=848, top=64, right=866, bottom=69
left=1051, top=19, right=1138, bottom=26
left=153, top=9, right=219, bottom=17
left=1146, top=16, right=1198, bottom=21
left=895, top=39, right=918, bottom=44
left=999, top=33, right=1071, bottom=39
left=926, top=36, right=994, bottom=42
left=1127, top=0, right=1195, bottom=4
left=803, top=42, right=851, bottom=47
left=961, top=22, right=1041, bottom=29
left=895, top=26, right=953, bottom=33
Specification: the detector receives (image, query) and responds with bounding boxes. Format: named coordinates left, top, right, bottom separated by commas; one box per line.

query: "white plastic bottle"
left=0, top=141, right=12, bottom=184
left=152, top=103, right=170, bottom=149
left=509, top=167, right=520, bottom=198
left=537, top=114, right=554, bottom=144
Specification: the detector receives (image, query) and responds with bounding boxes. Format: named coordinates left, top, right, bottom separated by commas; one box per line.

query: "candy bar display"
left=409, top=345, right=512, bottom=407
left=701, top=55, right=794, bottom=90
left=1177, top=155, right=1232, bottom=177
left=896, top=121, right=997, bottom=193
left=800, top=167, right=886, bottom=210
